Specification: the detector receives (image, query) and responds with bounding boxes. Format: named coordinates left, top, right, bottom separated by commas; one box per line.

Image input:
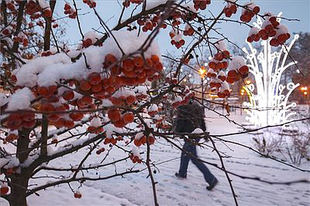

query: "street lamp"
left=300, top=86, right=308, bottom=95
left=199, top=67, right=207, bottom=112
left=300, top=86, right=309, bottom=113
left=245, top=80, right=251, bottom=85
left=198, top=67, right=207, bottom=77
left=240, top=88, right=245, bottom=96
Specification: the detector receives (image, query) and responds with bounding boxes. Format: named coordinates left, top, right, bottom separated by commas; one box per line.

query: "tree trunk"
left=9, top=174, right=29, bottom=206
left=8, top=129, right=32, bottom=205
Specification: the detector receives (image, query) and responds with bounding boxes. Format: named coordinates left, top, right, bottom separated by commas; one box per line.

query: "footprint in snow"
left=177, top=203, right=188, bottom=206
left=178, top=193, right=187, bottom=197
left=208, top=195, right=222, bottom=204
left=166, top=195, right=177, bottom=201
left=157, top=188, right=164, bottom=192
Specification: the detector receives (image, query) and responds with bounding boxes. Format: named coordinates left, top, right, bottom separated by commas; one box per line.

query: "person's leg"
left=190, top=146, right=216, bottom=185
left=178, top=142, right=192, bottom=177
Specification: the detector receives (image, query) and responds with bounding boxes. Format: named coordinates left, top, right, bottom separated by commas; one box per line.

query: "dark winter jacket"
left=174, top=100, right=206, bottom=133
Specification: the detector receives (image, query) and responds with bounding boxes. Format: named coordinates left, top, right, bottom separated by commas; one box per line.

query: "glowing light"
left=240, top=88, right=245, bottom=95
left=245, top=80, right=251, bottom=85
left=198, top=67, right=206, bottom=78
left=300, top=86, right=308, bottom=91
left=304, top=91, right=308, bottom=95
left=242, top=13, right=299, bottom=127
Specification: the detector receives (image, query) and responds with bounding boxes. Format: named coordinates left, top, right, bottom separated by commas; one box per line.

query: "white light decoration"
left=242, top=13, right=300, bottom=127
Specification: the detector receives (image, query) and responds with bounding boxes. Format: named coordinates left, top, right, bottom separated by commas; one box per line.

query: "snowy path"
left=1, top=111, right=309, bottom=206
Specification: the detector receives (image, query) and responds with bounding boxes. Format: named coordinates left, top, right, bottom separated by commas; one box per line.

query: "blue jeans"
left=178, top=140, right=216, bottom=185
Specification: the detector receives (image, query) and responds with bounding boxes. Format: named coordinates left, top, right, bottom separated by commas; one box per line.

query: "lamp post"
left=240, top=88, right=245, bottom=115
left=300, top=86, right=309, bottom=113
left=199, top=67, right=207, bottom=113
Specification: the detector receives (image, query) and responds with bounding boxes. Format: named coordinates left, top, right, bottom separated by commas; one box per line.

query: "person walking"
left=174, top=99, right=218, bottom=191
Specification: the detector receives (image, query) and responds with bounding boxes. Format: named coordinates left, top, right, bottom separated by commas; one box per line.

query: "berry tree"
left=0, top=1, right=300, bottom=206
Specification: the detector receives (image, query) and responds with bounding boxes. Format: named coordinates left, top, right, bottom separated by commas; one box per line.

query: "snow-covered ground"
left=1, top=110, right=309, bottom=206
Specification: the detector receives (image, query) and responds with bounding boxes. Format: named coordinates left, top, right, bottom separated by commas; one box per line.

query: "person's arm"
left=174, top=106, right=186, bottom=133
left=200, top=106, right=206, bottom=132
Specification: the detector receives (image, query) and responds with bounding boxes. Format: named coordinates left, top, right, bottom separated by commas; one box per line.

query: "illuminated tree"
left=242, top=13, right=299, bottom=127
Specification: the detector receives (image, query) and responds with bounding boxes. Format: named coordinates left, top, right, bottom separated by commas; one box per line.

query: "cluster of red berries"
left=171, top=37, right=185, bottom=49
left=20, top=54, right=160, bottom=130
left=134, top=135, right=155, bottom=147
left=108, top=108, right=134, bottom=128
left=64, top=3, right=77, bottom=19
left=270, top=26, right=290, bottom=47
left=96, top=147, right=105, bottom=154
left=82, top=38, right=93, bottom=48
left=209, top=80, right=222, bottom=89
left=1, top=26, right=13, bottom=36
left=37, top=20, right=45, bottom=28
left=2, top=167, right=15, bottom=176
left=148, top=106, right=158, bottom=116
left=193, top=0, right=211, bottom=11
left=172, top=92, right=195, bottom=108
left=51, top=136, right=58, bottom=144
left=52, top=23, right=59, bottom=28
left=6, top=112, right=36, bottom=131
left=109, top=95, right=136, bottom=107
left=246, top=27, right=260, bottom=43
left=5, top=132, right=18, bottom=143
left=129, top=153, right=142, bottom=163
left=13, top=34, right=29, bottom=47
left=183, top=24, right=195, bottom=36
left=74, top=191, right=82, bottom=198
left=207, top=50, right=230, bottom=74
left=87, top=125, right=104, bottom=134
left=163, top=8, right=199, bottom=49
left=5, top=52, right=162, bottom=132
left=25, top=0, right=52, bottom=19
left=36, top=85, right=79, bottom=129
left=217, top=83, right=231, bottom=98
left=103, top=136, right=123, bottom=145
left=247, top=15, right=290, bottom=47
left=226, top=64, right=249, bottom=84
left=41, top=50, right=54, bottom=57
left=223, top=2, right=237, bottom=17
left=104, top=54, right=163, bottom=86
left=6, top=1, right=16, bottom=13
left=169, top=31, right=185, bottom=49
left=240, top=2, right=260, bottom=23
left=155, top=119, right=170, bottom=129
left=0, top=183, right=9, bottom=195
left=123, top=0, right=143, bottom=7
left=204, top=44, right=250, bottom=98
left=137, top=13, right=167, bottom=32
left=82, top=0, right=96, bottom=8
